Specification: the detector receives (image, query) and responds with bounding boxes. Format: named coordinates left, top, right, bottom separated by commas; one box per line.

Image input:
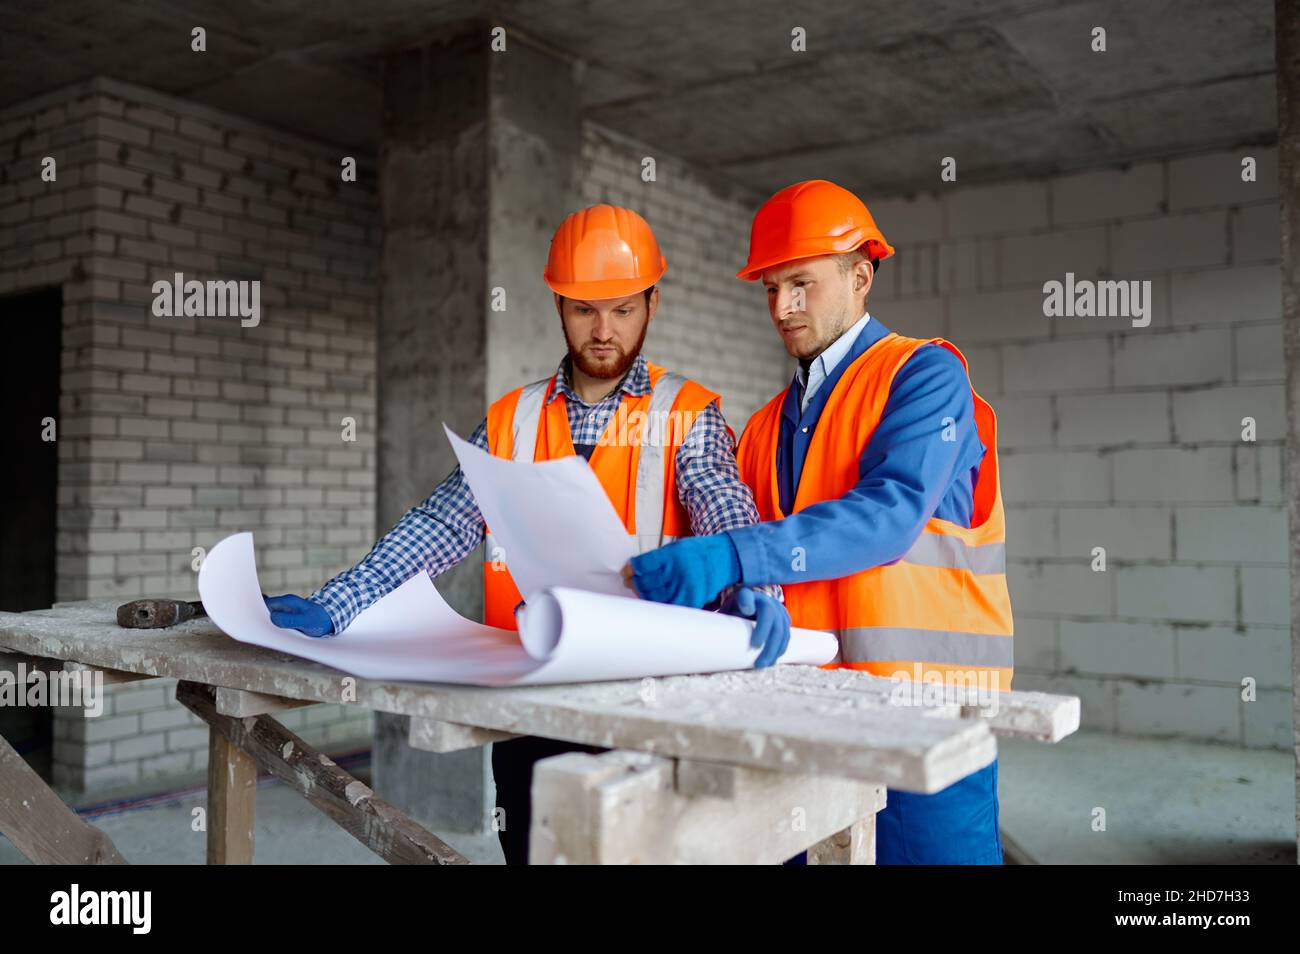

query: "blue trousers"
left=787, top=758, right=1002, bottom=865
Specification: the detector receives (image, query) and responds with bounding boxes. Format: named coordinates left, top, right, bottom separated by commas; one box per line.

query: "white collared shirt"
left=794, top=311, right=870, bottom=415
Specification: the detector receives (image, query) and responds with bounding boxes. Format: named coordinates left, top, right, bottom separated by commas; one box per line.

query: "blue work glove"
left=722, top=587, right=791, bottom=669
left=626, top=534, right=742, bottom=608
left=264, top=594, right=334, bottom=638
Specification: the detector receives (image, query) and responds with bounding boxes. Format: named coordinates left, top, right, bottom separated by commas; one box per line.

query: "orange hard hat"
left=544, top=204, right=667, bottom=299
left=736, top=179, right=895, bottom=281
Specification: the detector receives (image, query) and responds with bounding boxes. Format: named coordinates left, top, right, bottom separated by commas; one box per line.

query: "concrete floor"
left=2, top=730, right=1293, bottom=864
left=998, top=731, right=1296, bottom=865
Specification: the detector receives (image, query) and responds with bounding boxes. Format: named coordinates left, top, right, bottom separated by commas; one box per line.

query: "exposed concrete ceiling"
left=0, top=0, right=1278, bottom=198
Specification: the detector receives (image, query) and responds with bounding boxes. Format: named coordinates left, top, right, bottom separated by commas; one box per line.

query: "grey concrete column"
left=371, top=22, right=581, bottom=835
left=1276, top=0, right=1300, bottom=865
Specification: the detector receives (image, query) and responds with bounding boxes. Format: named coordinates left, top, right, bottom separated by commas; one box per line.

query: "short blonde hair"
left=835, top=245, right=877, bottom=275
left=836, top=247, right=876, bottom=309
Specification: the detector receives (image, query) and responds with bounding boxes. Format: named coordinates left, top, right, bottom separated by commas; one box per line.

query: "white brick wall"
left=52, top=679, right=372, bottom=791
left=1, top=78, right=380, bottom=604
left=870, top=144, right=1289, bottom=749
left=2, top=77, right=378, bottom=789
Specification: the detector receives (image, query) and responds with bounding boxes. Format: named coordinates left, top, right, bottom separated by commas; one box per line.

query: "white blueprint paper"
left=445, top=424, right=633, bottom=599
left=196, top=532, right=838, bottom=686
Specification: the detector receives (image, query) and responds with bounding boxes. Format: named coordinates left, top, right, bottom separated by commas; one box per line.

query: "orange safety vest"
left=482, top=362, right=722, bottom=630
left=735, top=332, right=1014, bottom=691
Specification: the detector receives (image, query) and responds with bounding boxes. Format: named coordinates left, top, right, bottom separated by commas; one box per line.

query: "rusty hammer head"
left=116, top=599, right=205, bottom=629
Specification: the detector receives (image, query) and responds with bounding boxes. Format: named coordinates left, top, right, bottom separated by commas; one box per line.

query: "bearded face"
left=558, top=291, right=654, bottom=380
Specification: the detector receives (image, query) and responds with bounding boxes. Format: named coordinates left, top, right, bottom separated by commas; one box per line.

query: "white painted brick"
left=875, top=295, right=943, bottom=339
left=167, top=726, right=209, bottom=751
left=1012, top=617, right=1058, bottom=671
left=893, top=243, right=939, bottom=298
left=1055, top=391, right=1169, bottom=446
left=1052, top=273, right=1168, bottom=337
left=1233, top=445, right=1261, bottom=503
left=1051, top=162, right=1164, bottom=225
left=1007, top=562, right=1109, bottom=616
left=144, top=486, right=193, bottom=507
left=121, top=194, right=171, bottom=221
left=118, top=462, right=167, bottom=480
left=1111, top=211, right=1228, bottom=273
left=1174, top=506, right=1287, bottom=564
left=865, top=194, right=942, bottom=243
left=1005, top=506, right=1056, bottom=558
left=143, top=530, right=192, bottom=550
left=1230, top=203, right=1281, bottom=263
left=170, top=464, right=217, bottom=483
left=1171, top=384, right=1284, bottom=442
left=1002, top=338, right=1109, bottom=394
left=73, top=713, right=140, bottom=743
left=1114, top=565, right=1235, bottom=624
left=89, top=115, right=151, bottom=146
left=87, top=530, right=143, bottom=551
left=1175, top=625, right=1290, bottom=688
left=1234, top=322, right=1284, bottom=382
left=937, top=239, right=981, bottom=292
left=1059, top=620, right=1175, bottom=679
left=112, top=731, right=169, bottom=761
left=1240, top=566, right=1288, bottom=626
left=108, top=684, right=168, bottom=713
left=118, top=553, right=169, bottom=575
left=1000, top=451, right=1109, bottom=503
left=55, top=739, right=114, bottom=769
left=116, top=415, right=169, bottom=441
left=1112, top=448, right=1234, bottom=502
left=177, top=116, right=223, bottom=144
left=1112, top=327, right=1231, bottom=388
left=1000, top=226, right=1106, bottom=287
left=947, top=288, right=1049, bottom=342
left=1255, top=445, right=1284, bottom=505
left=1168, top=148, right=1278, bottom=210
left=1058, top=506, right=1171, bottom=561
left=991, top=395, right=1052, bottom=448
left=946, top=181, right=1048, bottom=237
left=961, top=344, right=1000, bottom=397
left=1115, top=681, right=1239, bottom=742
left=117, top=508, right=169, bottom=528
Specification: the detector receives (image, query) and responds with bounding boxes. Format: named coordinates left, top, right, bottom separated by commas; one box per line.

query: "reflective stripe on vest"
left=483, top=378, right=555, bottom=573
left=632, top=371, right=686, bottom=553
left=902, top=533, right=1006, bottom=575
left=505, top=371, right=687, bottom=555
left=840, top=626, right=1014, bottom=668
left=509, top=378, right=550, bottom=464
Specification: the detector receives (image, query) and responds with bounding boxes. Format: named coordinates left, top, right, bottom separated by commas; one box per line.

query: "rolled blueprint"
left=197, top=532, right=837, bottom=686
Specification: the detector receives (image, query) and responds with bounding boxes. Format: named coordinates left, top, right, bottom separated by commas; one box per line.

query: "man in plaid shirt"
left=303, top=352, right=770, bottom=631
left=263, top=203, right=789, bottom=864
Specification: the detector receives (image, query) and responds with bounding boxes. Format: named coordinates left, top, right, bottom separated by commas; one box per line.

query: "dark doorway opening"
left=0, top=285, right=62, bottom=780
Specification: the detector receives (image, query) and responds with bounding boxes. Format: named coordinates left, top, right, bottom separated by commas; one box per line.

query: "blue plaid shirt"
left=311, top=353, right=769, bottom=634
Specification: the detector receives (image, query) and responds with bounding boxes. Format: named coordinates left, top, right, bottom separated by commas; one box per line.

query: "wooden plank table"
left=0, top=599, right=1079, bottom=864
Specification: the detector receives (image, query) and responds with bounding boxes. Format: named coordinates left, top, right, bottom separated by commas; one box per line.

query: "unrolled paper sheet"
left=445, top=423, right=633, bottom=598
left=197, top=532, right=838, bottom=686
